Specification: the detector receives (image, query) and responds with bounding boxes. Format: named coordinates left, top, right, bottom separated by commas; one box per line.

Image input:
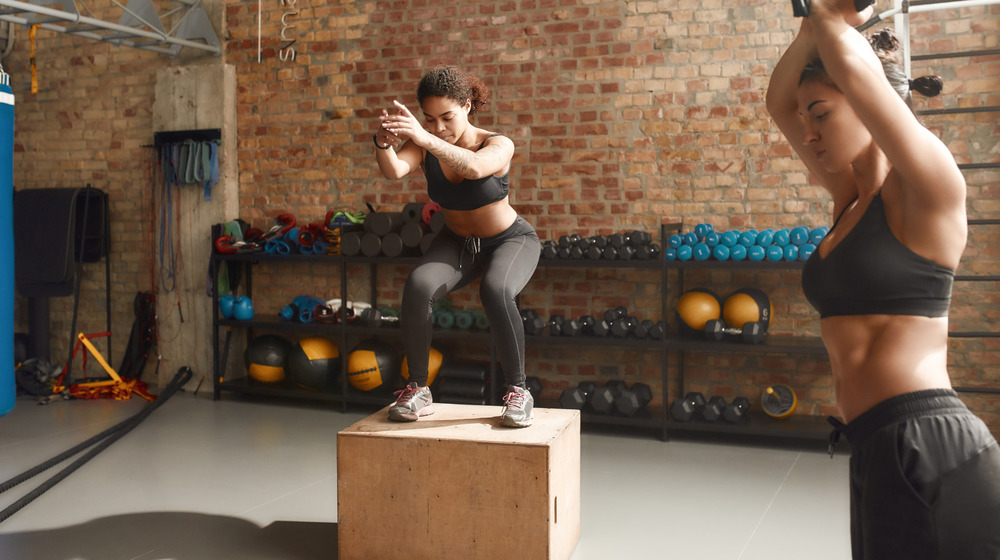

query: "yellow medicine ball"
left=347, top=339, right=398, bottom=392
left=676, top=289, right=722, bottom=331
left=401, top=347, right=443, bottom=387
left=246, top=334, right=293, bottom=384
left=287, top=336, right=340, bottom=391
left=723, top=288, right=773, bottom=331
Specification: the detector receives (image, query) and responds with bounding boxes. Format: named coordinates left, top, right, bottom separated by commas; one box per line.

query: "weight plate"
left=761, top=384, right=798, bottom=418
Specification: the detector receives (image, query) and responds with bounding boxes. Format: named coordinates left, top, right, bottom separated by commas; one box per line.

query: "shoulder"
left=477, top=131, right=513, bottom=149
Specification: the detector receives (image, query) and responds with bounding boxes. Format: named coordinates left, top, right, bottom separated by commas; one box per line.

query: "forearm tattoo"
left=424, top=135, right=475, bottom=176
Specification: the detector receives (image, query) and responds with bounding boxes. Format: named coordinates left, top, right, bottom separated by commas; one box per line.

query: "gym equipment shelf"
left=210, top=223, right=836, bottom=444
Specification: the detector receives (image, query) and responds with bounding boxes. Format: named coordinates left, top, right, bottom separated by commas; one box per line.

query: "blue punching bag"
left=0, top=69, right=14, bottom=417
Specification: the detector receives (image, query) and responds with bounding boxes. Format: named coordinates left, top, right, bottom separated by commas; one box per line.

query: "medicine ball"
left=346, top=339, right=399, bottom=392
left=245, top=334, right=293, bottom=384
left=723, top=288, right=773, bottom=331
left=676, top=288, right=722, bottom=332
left=287, top=336, right=340, bottom=391
left=400, top=347, right=443, bottom=387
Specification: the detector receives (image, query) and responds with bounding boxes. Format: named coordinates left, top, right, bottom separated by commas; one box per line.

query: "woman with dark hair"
left=766, top=0, right=1000, bottom=557
left=373, top=66, right=540, bottom=428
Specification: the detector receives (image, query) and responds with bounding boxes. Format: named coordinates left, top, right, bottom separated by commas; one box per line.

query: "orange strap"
left=29, top=24, right=40, bottom=94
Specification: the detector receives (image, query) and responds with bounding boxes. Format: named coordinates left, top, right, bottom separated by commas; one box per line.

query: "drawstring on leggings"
left=460, top=236, right=481, bottom=270
left=828, top=416, right=847, bottom=458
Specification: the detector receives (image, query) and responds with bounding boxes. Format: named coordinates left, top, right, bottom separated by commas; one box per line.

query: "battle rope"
left=0, top=366, right=193, bottom=525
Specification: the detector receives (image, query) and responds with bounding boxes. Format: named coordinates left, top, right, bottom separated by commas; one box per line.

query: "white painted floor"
left=0, top=390, right=851, bottom=559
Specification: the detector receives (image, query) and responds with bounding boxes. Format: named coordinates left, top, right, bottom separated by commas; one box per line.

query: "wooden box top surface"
left=339, top=403, right=580, bottom=446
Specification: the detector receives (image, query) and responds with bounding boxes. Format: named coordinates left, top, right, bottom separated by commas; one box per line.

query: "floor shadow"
left=0, top=511, right=338, bottom=560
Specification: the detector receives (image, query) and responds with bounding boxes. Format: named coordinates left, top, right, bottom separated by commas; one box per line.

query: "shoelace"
left=503, top=390, right=524, bottom=409
left=394, top=386, right=418, bottom=405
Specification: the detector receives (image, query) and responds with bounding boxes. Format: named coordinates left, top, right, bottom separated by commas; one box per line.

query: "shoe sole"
left=500, top=414, right=533, bottom=428
left=388, top=405, right=435, bottom=422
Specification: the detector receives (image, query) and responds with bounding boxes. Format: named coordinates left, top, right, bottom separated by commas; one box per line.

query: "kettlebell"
left=233, top=296, right=255, bottom=321
left=219, top=294, right=236, bottom=319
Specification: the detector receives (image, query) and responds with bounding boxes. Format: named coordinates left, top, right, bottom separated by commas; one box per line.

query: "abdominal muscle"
left=442, top=196, right=518, bottom=238
left=822, top=314, right=953, bottom=423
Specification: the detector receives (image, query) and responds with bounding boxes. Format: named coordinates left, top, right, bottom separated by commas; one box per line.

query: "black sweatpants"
left=400, top=216, right=540, bottom=389
left=836, top=389, right=1000, bottom=559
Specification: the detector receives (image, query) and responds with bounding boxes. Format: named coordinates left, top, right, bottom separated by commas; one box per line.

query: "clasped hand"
left=375, top=100, right=429, bottom=149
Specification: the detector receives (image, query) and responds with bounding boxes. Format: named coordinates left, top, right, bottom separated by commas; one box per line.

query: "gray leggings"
left=401, top=216, right=540, bottom=388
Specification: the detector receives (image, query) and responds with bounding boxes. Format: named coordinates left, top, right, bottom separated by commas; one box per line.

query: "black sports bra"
left=801, top=192, right=954, bottom=319
left=425, top=133, right=509, bottom=211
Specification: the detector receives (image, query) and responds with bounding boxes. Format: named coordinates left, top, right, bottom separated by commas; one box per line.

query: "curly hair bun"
left=869, top=29, right=900, bottom=53
left=910, top=75, right=944, bottom=97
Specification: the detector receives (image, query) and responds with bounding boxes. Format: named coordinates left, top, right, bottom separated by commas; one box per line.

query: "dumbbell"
left=628, top=230, right=652, bottom=246
left=702, top=396, right=727, bottom=422
left=588, top=384, right=617, bottom=414
left=723, top=396, right=752, bottom=423
left=558, top=234, right=582, bottom=248
left=670, top=391, right=706, bottom=422
left=559, top=386, right=587, bottom=409
left=525, top=376, right=543, bottom=402
left=610, top=316, right=637, bottom=338
left=615, top=382, right=653, bottom=417
left=704, top=319, right=766, bottom=344
left=604, top=306, right=628, bottom=323
left=453, top=310, right=474, bottom=330
left=363, top=307, right=399, bottom=328
left=792, top=0, right=873, bottom=17
left=578, top=315, right=611, bottom=337
left=646, top=320, right=665, bottom=340
left=521, top=309, right=546, bottom=336
left=542, top=241, right=559, bottom=260
left=549, top=314, right=582, bottom=337
left=548, top=314, right=565, bottom=336
left=433, top=309, right=455, bottom=329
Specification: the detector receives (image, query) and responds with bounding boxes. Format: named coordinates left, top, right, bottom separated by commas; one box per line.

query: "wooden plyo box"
left=337, top=403, right=581, bottom=560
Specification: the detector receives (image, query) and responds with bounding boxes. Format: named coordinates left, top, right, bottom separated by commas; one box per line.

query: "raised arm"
left=374, top=107, right=423, bottom=180
left=808, top=0, right=966, bottom=213
left=766, top=19, right=859, bottom=201
left=383, top=100, right=514, bottom=180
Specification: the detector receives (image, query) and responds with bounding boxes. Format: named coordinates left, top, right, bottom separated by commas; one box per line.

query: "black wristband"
left=373, top=134, right=390, bottom=150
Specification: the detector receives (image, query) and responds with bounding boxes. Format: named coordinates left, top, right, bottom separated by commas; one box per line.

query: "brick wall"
left=7, top=0, right=998, bottom=434
left=6, top=2, right=170, bottom=376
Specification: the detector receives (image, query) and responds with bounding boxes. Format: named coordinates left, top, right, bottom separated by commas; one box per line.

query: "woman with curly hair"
left=373, top=66, right=540, bottom=428
left=766, top=0, right=1000, bottom=557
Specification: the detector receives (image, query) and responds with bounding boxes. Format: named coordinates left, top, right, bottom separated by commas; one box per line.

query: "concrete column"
left=152, top=63, right=238, bottom=390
